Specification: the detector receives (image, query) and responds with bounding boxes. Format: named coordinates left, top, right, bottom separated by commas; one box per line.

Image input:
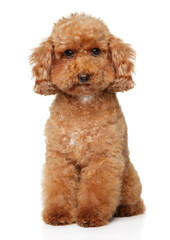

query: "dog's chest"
left=47, top=94, right=124, bottom=164
left=68, top=127, right=93, bottom=147
left=55, top=113, right=108, bottom=162
left=68, top=126, right=104, bottom=164
left=63, top=121, right=100, bottom=148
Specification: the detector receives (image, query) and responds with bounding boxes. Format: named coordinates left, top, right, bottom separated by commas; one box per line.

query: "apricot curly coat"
left=30, top=13, right=145, bottom=227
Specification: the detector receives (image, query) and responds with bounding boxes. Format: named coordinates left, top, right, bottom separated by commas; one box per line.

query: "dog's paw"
left=114, top=199, right=145, bottom=217
left=42, top=209, right=74, bottom=226
left=77, top=208, right=108, bottom=227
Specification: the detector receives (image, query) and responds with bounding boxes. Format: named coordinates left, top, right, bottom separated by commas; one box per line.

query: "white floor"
left=42, top=215, right=146, bottom=240
left=40, top=210, right=169, bottom=240
left=1, top=204, right=169, bottom=240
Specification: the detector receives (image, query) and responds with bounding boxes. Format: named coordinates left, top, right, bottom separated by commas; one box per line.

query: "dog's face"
left=30, top=14, right=135, bottom=96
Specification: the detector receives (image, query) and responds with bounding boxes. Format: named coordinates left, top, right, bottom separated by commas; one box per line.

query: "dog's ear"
left=107, top=35, right=136, bottom=92
left=29, top=37, right=58, bottom=95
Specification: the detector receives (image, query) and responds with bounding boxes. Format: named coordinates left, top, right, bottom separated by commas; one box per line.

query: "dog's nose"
left=78, top=73, right=90, bottom=83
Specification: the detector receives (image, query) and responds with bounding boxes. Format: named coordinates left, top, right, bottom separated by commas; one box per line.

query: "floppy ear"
left=107, top=35, right=136, bottom=92
left=29, top=37, right=58, bottom=95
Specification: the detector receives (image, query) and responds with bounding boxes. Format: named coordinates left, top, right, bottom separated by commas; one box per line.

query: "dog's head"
left=30, top=14, right=135, bottom=96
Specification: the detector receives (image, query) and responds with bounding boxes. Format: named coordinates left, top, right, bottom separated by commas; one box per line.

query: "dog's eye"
left=64, top=49, right=74, bottom=58
left=91, top=48, right=101, bottom=57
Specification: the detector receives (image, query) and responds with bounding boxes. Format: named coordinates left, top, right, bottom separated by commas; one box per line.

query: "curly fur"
left=30, top=13, right=145, bottom=227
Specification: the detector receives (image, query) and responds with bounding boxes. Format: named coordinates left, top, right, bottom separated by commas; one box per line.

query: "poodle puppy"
left=30, top=13, right=145, bottom=227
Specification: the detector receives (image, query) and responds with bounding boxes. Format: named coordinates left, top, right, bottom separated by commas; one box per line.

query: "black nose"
left=78, top=73, right=90, bottom=82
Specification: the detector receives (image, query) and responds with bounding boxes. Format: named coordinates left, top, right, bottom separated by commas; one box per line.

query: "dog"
left=30, top=13, right=145, bottom=227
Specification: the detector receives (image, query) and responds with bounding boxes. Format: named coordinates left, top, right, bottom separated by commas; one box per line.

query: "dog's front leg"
left=77, top=157, right=125, bottom=227
left=42, top=150, right=78, bottom=225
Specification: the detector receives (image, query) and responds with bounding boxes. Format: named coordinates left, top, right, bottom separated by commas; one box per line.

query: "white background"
left=0, top=0, right=170, bottom=239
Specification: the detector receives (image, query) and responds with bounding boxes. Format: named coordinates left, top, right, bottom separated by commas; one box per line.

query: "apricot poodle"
left=30, top=13, right=145, bottom=227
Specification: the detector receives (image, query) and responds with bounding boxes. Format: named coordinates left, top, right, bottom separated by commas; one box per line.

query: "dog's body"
left=30, top=14, right=145, bottom=227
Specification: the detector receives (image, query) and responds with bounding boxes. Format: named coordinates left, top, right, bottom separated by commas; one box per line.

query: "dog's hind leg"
left=114, top=162, right=145, bottom=217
